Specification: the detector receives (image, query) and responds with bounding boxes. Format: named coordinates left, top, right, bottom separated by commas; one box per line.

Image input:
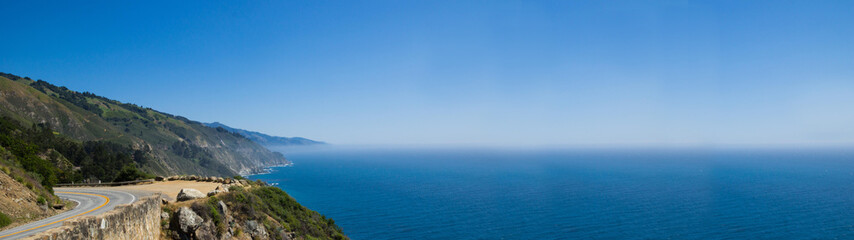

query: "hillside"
left=0, top=168, right=61, bottom=231
left=0, top=144, right=74, bottom=231
left=0, top=72, right=288, bottom=178
left=204, top=122, right=325, bottom=146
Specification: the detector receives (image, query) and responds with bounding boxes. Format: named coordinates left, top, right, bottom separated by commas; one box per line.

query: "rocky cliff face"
left=0, top=73, right=288, bottom=177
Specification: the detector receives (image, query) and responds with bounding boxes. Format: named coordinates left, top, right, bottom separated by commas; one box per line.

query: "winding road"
left=0, top=188, right=145, bottom=240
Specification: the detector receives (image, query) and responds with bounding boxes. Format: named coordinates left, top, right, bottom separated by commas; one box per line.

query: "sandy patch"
left=109, top=180, right=220, bottom=201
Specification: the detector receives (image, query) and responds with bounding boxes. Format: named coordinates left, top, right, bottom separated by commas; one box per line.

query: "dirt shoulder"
left=109, top=180, right=220, bottom=201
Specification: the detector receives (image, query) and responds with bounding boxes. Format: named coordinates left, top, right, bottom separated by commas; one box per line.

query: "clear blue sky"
left=2, top=0, right=853, bottom=147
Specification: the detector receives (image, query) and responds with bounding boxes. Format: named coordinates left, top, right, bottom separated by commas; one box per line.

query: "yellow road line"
left=0, top=192, right=110, bottom=239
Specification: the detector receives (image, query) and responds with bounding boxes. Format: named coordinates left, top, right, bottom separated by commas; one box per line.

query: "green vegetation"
left=0, top=145, right=57, bottom=204
left=207, top=197, right=226, bottom=235
left=0, top=211, right=11, bottom=228
left=228, top=185, right=245, bottom=192
left=36, top=196, right=46, bottom=205
left=0, top=118, right=65, bottom=190
left=186, top=196, right=227, bottom=237
left=113, top=162, right=155, bottom=182
left=30, top=80, right=104, bottom=115
left=0, top=72, right=289, bottom=177
left=219, top=184, right=347, bottom=240
left=0, top=116, right=155, bottom=185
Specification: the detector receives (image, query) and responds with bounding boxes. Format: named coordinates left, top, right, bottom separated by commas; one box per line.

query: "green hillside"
left=0, top=72, right=288, bottom=179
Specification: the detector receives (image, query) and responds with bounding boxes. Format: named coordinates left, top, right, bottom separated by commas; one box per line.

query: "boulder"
left=177, top=188, right=205, bottom=201
left=161, top=211, right=170, bottom=223
left=278, top=230, right=293, bottom=240
left=217, top=200, right=231, bottom=222
left=194, top=220, right=217, bottom=240
left=245, top=220, right=269, bottom=239
left=229, top=222, right=242, bottom=237
left=176, top=207, right=203, bottom=234
left=206, top=190, right=223, bottom=197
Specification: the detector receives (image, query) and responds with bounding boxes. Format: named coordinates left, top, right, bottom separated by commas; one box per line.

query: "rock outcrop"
left=216, top=201, right=230, bottom=223
left=176, top=207, right=203, bottom=234
left=177, top=189, right=205, bottom=202
left=245, top=220, right=269, bottom=239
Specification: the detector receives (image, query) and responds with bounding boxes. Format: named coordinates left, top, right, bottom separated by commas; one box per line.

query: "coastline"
left=242, top=162, right=293, bottom=177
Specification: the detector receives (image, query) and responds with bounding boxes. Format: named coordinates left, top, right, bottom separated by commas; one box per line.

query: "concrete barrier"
left=23, top=194, right=162, bottom=240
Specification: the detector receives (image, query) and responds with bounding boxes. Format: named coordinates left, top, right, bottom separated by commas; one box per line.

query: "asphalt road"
left=0, top=188, right=144, bottom=240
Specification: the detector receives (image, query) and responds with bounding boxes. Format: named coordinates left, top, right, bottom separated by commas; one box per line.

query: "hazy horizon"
left=2, top=1, right=853, bottom=147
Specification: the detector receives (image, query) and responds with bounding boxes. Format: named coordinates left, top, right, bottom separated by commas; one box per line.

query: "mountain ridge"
left=204, top=122, right=326, bottom=146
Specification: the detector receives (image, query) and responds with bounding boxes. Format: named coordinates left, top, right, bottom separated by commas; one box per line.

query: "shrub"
left=112, top=162, right=154, bottom=182
left=189, top=197, right=227, bottom=237
left=221, top=186, right=347, bottom=240
left=206, top=198, right=225, bottom=235
left=228, top=185, right=244, bottom=192
left=37, top=196, right=46, bottom=205
left=0, top=211, right=11, bottom=228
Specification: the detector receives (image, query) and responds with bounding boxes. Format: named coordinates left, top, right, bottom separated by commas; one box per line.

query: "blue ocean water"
left=249, top=148, right=854, bottom=239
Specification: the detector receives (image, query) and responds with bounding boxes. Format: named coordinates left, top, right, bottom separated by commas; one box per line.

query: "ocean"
left=248, top=147, right=854, bottom=239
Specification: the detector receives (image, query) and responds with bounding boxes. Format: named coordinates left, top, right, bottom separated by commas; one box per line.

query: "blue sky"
left=1, top=0, right=853, bottom=146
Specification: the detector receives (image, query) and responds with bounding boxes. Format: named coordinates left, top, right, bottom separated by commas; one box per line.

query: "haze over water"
left=250, top=147, right=854, bottom=240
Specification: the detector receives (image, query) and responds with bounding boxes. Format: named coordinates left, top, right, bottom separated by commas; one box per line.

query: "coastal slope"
left=204, top=122, right=325, bottom=146
left=0, top=72, right=288, bottom=177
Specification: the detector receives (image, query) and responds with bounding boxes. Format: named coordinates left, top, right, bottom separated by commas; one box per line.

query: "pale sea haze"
left=249, top=147, right=854, bottom=240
